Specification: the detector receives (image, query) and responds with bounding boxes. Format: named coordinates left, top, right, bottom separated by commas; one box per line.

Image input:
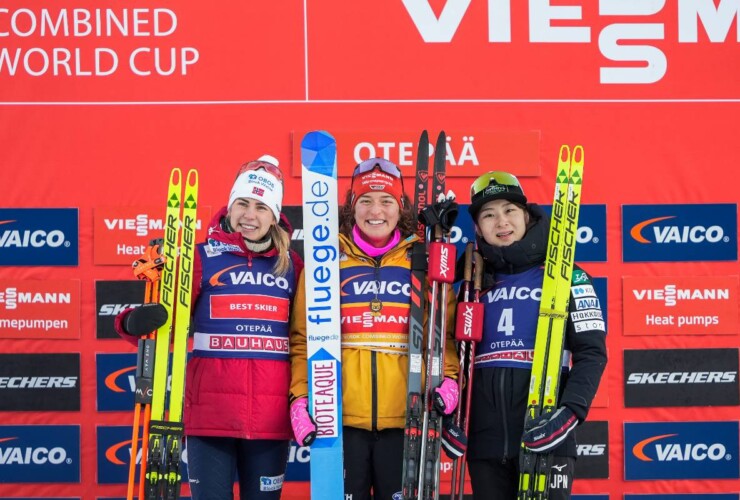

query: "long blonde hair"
left=269, top=221, right=292, bottom=277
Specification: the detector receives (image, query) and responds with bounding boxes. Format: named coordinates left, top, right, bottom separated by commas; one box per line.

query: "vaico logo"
left=339, top=270, right=411, bottom=298
left=624, top=421, right=739, bottom=480
left=0, top=425, right=80, bottom=483
left=97, top=426, right=188, bottom=485
left=623, top=204, right=737, bottom=262
left=93, top=206, right=211, bottom=265
left=0, top=209, right=78, bottom=265
left=96, top=353, right=175, bottom=411
left=208, top=264, right=292, bottom=290
left=541, top=205, right=606, bottom=262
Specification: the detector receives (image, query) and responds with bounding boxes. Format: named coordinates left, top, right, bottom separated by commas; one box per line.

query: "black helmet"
left=468, top=171, right=527, bottom=220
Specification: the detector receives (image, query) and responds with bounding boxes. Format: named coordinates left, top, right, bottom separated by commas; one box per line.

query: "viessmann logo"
left=103, top=213, right=202, bottom=236
left=622, top=204, right=737, bottom=262
left=403, top=0, right=739, bottom=85
left=624, top=421, right=739, bottom=480
left=0, top=209, right=78, bottom=265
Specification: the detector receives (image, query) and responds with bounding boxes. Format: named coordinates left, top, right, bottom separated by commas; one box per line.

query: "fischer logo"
left=632, top=284, right=730, bottom=307
left=0, top=376, right=78, bottom=389
left=633, top=434, right=730, bottom=462
left=627, top=371, right=737, bottom=385
left=631, top=216, right=728, bottom=244
left=0, top=222, right=69, bottom=249
left=402, top=0, right=739, bottom=84
left=0, top=437, right=70, bottom=465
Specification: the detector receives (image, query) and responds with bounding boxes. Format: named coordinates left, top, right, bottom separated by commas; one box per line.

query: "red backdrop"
left=1, top=1, right=739, bottom=498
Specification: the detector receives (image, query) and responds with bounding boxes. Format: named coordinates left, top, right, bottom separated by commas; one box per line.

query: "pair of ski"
left=518, top=145, right=584, bottom=500
left=402, top=130, right=458, bottom=500
left=127, top=168, right=199, bottom=500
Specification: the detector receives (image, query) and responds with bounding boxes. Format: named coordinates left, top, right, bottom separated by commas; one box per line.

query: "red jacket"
left=117, top=207, right=303, bottom=440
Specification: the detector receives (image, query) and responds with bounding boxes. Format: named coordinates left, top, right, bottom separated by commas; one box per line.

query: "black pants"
left=343, top=426, right=404, bottom=500
left=186, top=435, right=289, bottom=499
left=468, top=456, right=575, bottom=500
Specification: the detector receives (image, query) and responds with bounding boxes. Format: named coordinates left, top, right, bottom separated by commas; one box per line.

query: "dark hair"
left=338, top=189, right=416, bottom=239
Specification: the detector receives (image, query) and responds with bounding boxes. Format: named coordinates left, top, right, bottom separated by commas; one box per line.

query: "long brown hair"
left=338, top=189, right=416, bottom=240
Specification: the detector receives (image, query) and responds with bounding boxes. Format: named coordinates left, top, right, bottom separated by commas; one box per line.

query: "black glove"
left=123, top=303, right=168, bottom=337
left=441, top=418, right=467, bottom=459
left=521, top=406, right=578, bottom=454
left=419, top=196, right=459, bottom=233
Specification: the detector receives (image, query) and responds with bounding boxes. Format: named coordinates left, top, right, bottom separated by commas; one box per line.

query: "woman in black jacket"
left=464, top=171, right=607, bottom=500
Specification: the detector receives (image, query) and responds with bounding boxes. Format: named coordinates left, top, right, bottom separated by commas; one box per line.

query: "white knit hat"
left=227, top=155, right=283, bottom=222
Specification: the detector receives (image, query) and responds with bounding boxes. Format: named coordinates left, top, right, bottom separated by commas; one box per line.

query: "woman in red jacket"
left=116, top=156, right=303, bottom=499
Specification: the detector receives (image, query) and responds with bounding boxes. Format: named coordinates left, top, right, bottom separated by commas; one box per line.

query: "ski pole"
left=127, top=240, right=165, bottom=500
left=450, top=243, right=473, bottom=499
left=451, top=249, right=483, bottom=500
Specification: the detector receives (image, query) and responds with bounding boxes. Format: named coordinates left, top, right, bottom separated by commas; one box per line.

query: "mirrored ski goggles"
left=470, top=171, right=523, bottom=201
left=237, top=160, right=284, bottom=182
left=352, top=158, right=402, bottom=179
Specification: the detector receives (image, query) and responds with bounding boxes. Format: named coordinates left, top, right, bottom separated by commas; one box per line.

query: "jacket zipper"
left=499, top=369, right=509, bottom=463
left=371, top=350, right=378, bottom=431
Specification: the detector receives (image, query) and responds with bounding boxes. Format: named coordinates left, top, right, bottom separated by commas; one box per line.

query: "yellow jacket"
left=290, top=233, right=458, bottom=431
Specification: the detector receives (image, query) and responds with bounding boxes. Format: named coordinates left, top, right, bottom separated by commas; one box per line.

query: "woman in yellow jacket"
left=289, top=158, right=459, bottom=499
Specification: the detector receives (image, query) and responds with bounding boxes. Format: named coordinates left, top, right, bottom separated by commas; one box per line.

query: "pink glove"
left=432, top=377, right=459, bottom=415
left=290, top=397, right=317, bottom=446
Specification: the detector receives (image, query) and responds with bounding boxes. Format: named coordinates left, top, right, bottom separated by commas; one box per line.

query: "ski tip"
left=572, top=145, right=585, bottom=166
left=301, top=130, right=335, bottom=150
left=558, top=145, right=571, bottom=163
left=169, top=167, right=182, bottom=186
left=301, top=131, right=337, bottom=173
left=186, top=169, right=198, bottom=187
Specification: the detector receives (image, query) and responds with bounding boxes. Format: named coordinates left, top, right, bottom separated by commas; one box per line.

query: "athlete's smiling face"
left=475, top=199, right=530, bottom=247
left=228, top=197, right=275, bottom=241
left=353, top=192, right=401, bottom=247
